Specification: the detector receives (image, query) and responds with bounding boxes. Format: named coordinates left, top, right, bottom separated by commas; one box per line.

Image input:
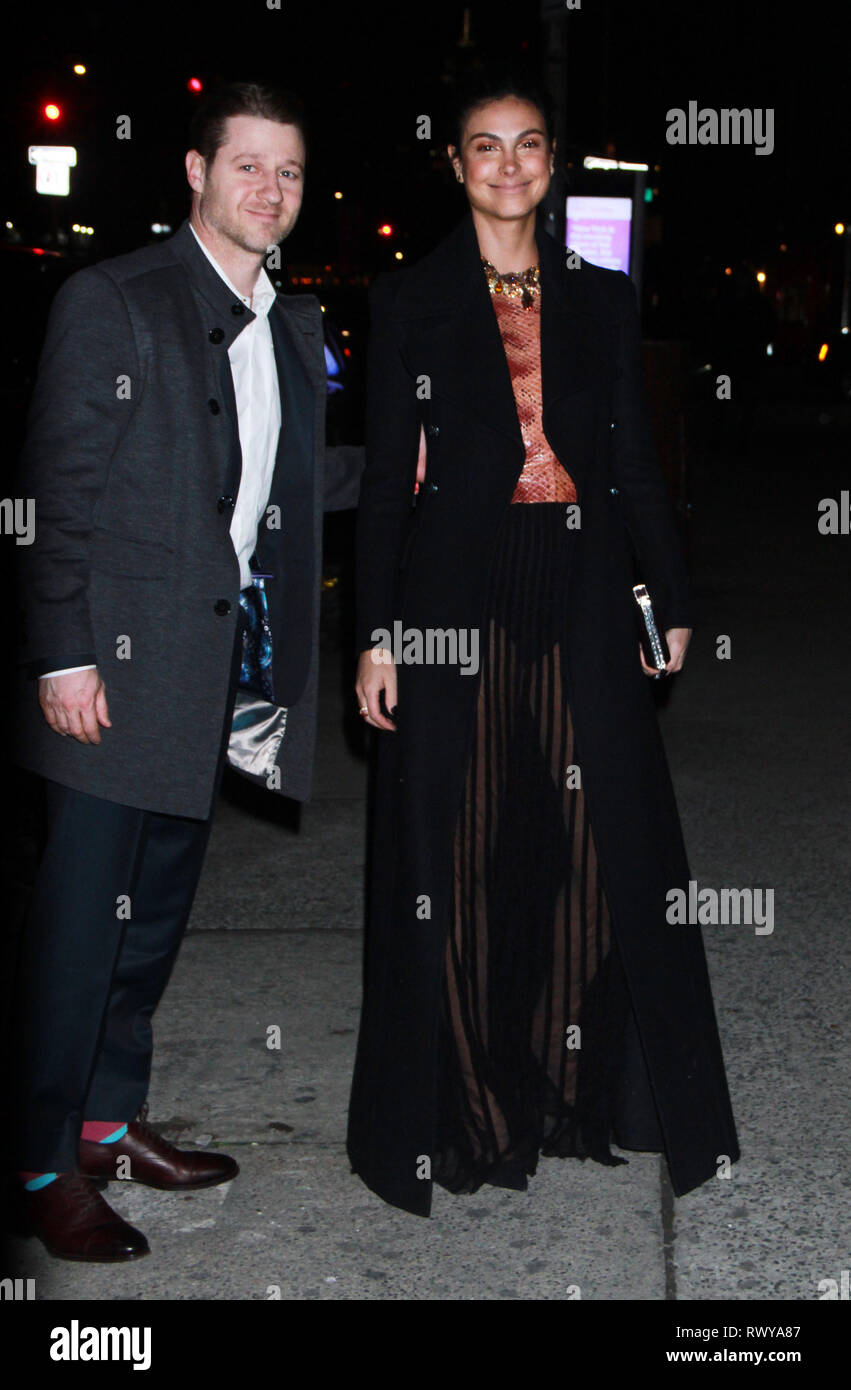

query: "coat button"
left=214, top=599, right=231, bottom=616
left=208, top=398, right=220, bottom=414
left=217, top=494, right=235, bottom=513
left=610, top=486, right=620, bottom=495
left=610, top=420, right=616, bottom=430
left=426, top=424, right=439, bottom=437
left=209, top=328, right=225, bottom=344
left=231, top=303, right=245, bottom=316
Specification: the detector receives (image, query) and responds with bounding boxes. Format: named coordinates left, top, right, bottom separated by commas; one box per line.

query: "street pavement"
left=5, top=395, right=849, bottom=1301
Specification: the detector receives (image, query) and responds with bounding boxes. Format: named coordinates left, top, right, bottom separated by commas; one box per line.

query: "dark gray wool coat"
left=347, top=212, right=740, bottom=1217
left=12, top=219, right=363, bottom=818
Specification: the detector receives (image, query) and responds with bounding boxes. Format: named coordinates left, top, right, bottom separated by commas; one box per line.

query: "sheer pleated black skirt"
left=433, top=501, right=632, bottom=1195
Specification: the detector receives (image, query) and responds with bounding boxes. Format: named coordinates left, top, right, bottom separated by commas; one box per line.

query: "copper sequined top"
left=490, top=288, right=577, bottom=505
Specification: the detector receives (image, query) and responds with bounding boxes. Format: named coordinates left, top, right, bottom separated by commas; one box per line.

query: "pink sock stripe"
left=81, top=1121, right=127, bottom=1143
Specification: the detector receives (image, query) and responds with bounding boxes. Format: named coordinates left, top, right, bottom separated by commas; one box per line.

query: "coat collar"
left=392, top=210, right=596, bottom=321
left=392, top=211, right=613, bottom=457
left=168, top=220, right=323, bottom=502
left=169, top=214, right=324, bottom=392
left=170, top=219, right=258, bottom=343
left=170, top=218, right=322, bottom=355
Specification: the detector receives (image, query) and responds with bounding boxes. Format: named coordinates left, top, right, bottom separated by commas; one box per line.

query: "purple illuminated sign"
left=566, top=196, right=633, bottom=274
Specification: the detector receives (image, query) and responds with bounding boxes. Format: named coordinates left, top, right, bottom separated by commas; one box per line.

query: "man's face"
left=188, top=113, right=305, bottom=254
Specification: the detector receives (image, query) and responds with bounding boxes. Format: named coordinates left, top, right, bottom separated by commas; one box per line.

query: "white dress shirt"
left=41, top=226, right=282, bottom=679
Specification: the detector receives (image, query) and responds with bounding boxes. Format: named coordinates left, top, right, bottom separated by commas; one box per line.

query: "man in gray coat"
left=9, top=81, right=362, bottom=1261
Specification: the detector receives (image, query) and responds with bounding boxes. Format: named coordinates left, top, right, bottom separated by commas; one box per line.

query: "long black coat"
left=347, top=212, right=739, bottom=1217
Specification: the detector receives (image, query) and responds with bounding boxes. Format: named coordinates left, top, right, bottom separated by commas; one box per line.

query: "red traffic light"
left=377, top=223, right=393, bottom=238
left=43, top=103, right=61, bottom=121
left=188, top=77, right=203, bottom=93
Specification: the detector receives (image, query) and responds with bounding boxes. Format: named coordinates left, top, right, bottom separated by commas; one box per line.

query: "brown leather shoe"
left=78, top=1105, right=239, bottom=1191
left=18, top=1173, right=149, bottom=1262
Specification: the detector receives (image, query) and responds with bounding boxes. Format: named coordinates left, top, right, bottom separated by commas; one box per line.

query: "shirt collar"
left=189, top=223, right=277, bottom=319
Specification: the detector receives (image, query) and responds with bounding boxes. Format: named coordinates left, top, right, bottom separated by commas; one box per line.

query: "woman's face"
left=450, top=97, right=554, bottom=223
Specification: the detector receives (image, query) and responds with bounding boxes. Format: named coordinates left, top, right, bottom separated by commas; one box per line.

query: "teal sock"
left=100, top=1124, right=128, bottom=1144
left=21, top=1172, right=58, bottom=1191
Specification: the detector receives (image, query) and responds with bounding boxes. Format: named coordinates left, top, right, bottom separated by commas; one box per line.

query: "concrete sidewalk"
left=6, top=401, right=849, bottom=1300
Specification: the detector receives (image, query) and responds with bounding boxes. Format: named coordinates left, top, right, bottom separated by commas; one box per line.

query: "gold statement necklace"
left=481, top=257, right=541, bottom=309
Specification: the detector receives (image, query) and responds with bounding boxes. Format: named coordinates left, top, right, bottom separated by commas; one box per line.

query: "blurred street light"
left=29, top=144, right=77, bottom=196
left=73, top=64, right=86, bottom=75
left=583, top=156, right=649, bottom=171
left=44, top=103, right=61, bottom=121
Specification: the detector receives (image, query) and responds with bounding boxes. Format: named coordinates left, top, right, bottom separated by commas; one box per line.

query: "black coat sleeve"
left=15, top=266, right=141, bottom=672
left=354, top=274, right=421, bottom=653
left=609, top=270, right=693, bottom=632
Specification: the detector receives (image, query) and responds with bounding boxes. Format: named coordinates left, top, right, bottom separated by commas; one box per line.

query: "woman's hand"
left=356, top=648, right=398, bottom=730
left=639, top=627, right=692, bottom=677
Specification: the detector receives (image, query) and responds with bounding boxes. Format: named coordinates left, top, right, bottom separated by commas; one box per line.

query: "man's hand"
left=38, top=669, right=111, bottom=744
left=639, top=627, right=692, bottom=678
left=356, top=649, right=397, bottom=731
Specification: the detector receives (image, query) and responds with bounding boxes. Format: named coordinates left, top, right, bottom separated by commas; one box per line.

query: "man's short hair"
left=188, top=81, right=307, bottom=167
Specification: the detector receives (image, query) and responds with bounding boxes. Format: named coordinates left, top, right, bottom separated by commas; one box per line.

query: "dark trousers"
left=10, top=610, right=246, bottom=1173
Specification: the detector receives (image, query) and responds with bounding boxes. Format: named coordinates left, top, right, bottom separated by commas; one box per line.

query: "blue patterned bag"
left=237, top=574, right=274, bottom=701
left=228, top=571, right=287, bottom=784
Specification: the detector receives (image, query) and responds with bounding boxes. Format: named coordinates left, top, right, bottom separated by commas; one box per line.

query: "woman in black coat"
left=347, top=76, right=739, bottom=1218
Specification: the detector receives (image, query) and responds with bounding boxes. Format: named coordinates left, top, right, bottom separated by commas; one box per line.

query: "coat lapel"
left=393, top=213, right=616, bottom=480
left=395, top=216, right=521, bottom=448
left=536, top=218, right=617, bottom=414
left=171, top=221, right=256, bottom=501
left=268, top=297, right=321, bottom=474
left=254, top=299, right=319, bottom=586
left=270, top=293, right=325, bottom=397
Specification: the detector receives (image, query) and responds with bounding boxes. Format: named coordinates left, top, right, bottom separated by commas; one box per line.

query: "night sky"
left=3, top=0, right=848, bottom=344
left=5, top=5, right=847, bottom=234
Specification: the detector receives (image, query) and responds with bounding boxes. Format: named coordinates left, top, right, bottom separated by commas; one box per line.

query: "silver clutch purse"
left=632, top=584, right=670, bottom=677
